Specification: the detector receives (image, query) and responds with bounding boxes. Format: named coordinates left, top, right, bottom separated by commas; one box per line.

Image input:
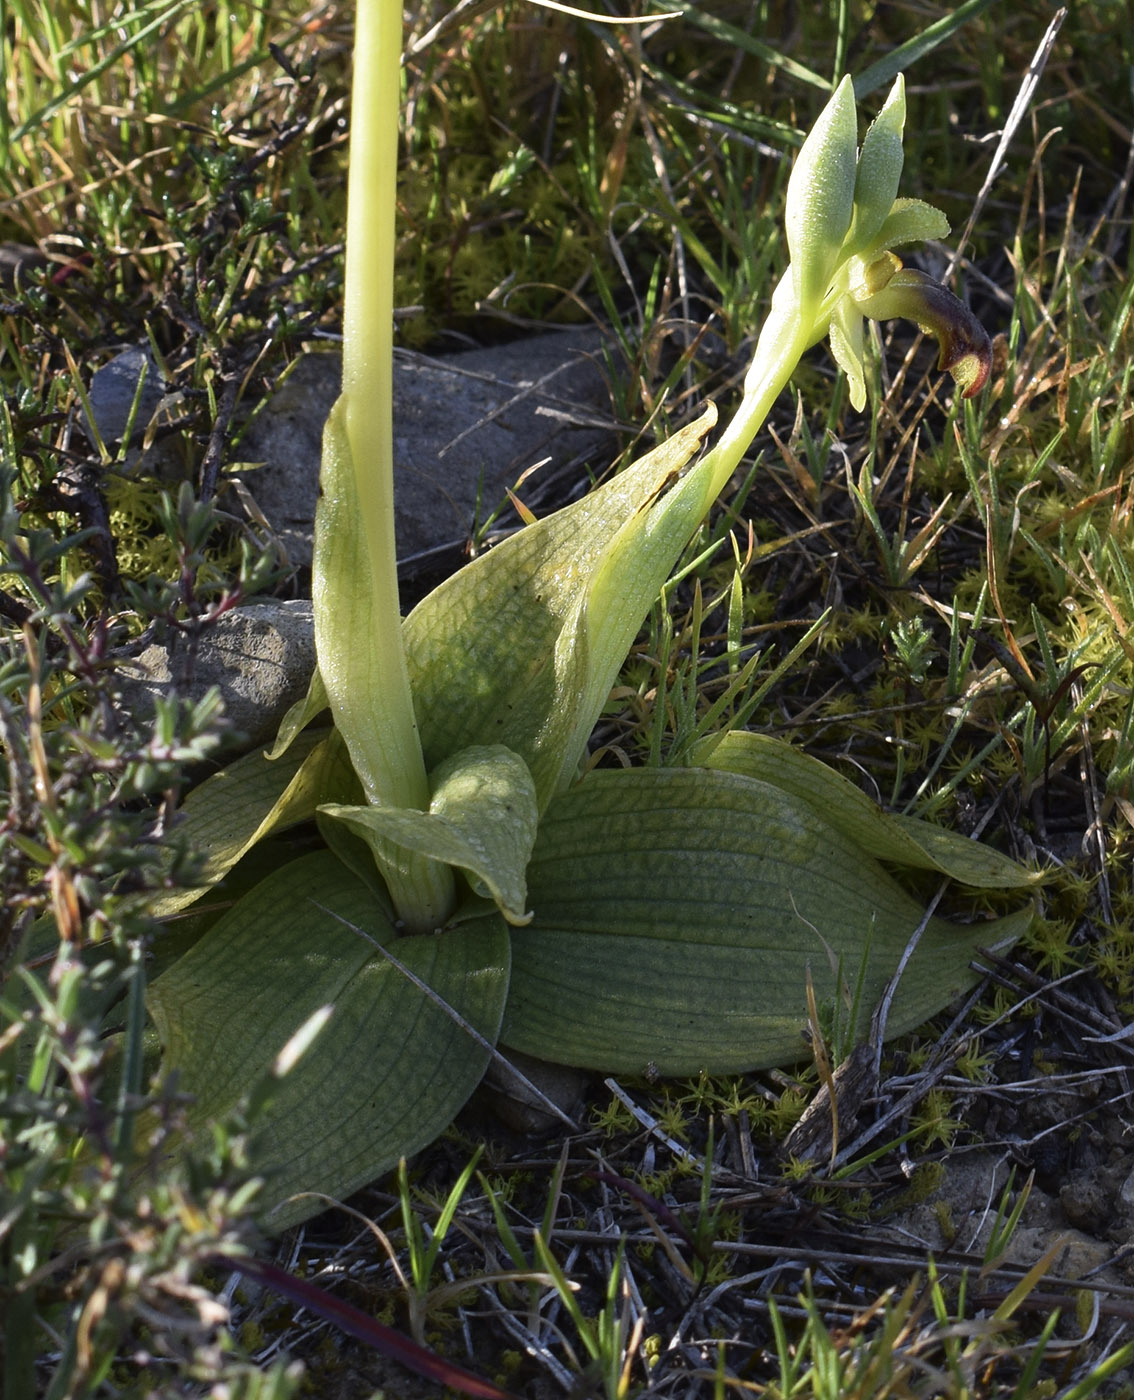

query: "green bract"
left=144, top=24, right=1027, bottom=1230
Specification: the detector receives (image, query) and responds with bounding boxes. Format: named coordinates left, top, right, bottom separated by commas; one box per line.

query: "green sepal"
left=785, top=75, right=858, bottom=315
left=848, top=75, right=906, bottom=254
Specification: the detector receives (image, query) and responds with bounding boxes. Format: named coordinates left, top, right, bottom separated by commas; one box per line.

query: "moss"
left=873, top=1160, right=947, bottom=1219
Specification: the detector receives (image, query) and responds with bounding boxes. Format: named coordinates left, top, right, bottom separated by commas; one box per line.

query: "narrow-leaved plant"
left=146, top=2, right=1033, bottom=1228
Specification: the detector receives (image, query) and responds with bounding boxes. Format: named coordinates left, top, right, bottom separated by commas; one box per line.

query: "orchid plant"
left=146, top=4, right=1029, bottom=1230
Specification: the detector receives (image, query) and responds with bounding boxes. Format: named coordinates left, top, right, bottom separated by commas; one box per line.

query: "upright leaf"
left=315, top=399, right=454, bottom=928
left=403, top=407, right=717, bottom=805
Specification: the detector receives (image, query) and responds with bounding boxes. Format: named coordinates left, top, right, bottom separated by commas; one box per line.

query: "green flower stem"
left=327, top=0, right=453, bottom=929
left=701, top=280, right=813, bottom=502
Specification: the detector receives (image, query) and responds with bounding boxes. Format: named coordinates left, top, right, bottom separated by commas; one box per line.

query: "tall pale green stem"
left=702, top=277, right=812, bottom=501
left=315, top=0, right=453, bottom=930
left=551, top=278, right=812, bottom=793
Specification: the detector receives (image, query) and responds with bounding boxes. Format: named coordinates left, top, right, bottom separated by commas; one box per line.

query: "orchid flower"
left=747, top=74, right=991, bottom=414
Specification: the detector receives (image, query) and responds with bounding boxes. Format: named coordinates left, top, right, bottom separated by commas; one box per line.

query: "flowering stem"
left=322, top=0, right=452, bottom=929
left=341, top=0, right=408, bottom=758
left=700, top=279, right=813, bottom=502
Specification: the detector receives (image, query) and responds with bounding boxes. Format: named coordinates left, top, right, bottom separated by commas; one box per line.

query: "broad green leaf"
left=501, top=767, right=1032, bottom=1075
left=320, top=744, right=539, bottom=926
left=151, top=729, right=358, bottom=917
left=147, top=849, right=510, bottom=1231
left=697, top=731, right=1039, bottom=889
left=403, top=406, right=717, bottom=806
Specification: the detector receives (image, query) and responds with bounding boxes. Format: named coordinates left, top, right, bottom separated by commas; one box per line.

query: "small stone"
left=1004, top=1224, right=1118, bottom=1282
left=1060, top=1168, right=1115, bottom=1233
left=84, top=345, right=167, bottom=446
left=112, top=599, right=315, bottom=750
left=481, top=1047, right=589, bottom=1135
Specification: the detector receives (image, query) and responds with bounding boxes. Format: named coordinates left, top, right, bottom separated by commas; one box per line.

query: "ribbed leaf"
left=320, top=745, right=539, bottom=925
left=151, top=730, right=358, bottom=917
left=697, top=731, right=1039, bottom=889
left=502, top=767, right=1031, bottom=1075
left=147, top=849, right=509, bottom=1230
left=403, top=407, right=717, bottom=807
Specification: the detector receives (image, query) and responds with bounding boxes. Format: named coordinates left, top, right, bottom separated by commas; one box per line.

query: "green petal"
left=828, top=297, right=868, bottom=412
left=869, top=197, right=950, bottom=255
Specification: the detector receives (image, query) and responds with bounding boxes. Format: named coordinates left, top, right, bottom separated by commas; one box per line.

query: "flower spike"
left=750, top=73, right=993, bottom=412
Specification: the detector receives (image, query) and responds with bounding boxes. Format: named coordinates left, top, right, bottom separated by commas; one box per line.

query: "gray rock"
left=114, top=599, right=315, bottom=750
left=236, top=328, right=616, bottom=568
left=84, top=345, right=168, bottom=446
left=481, top=1047, right=589, bottom=1135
